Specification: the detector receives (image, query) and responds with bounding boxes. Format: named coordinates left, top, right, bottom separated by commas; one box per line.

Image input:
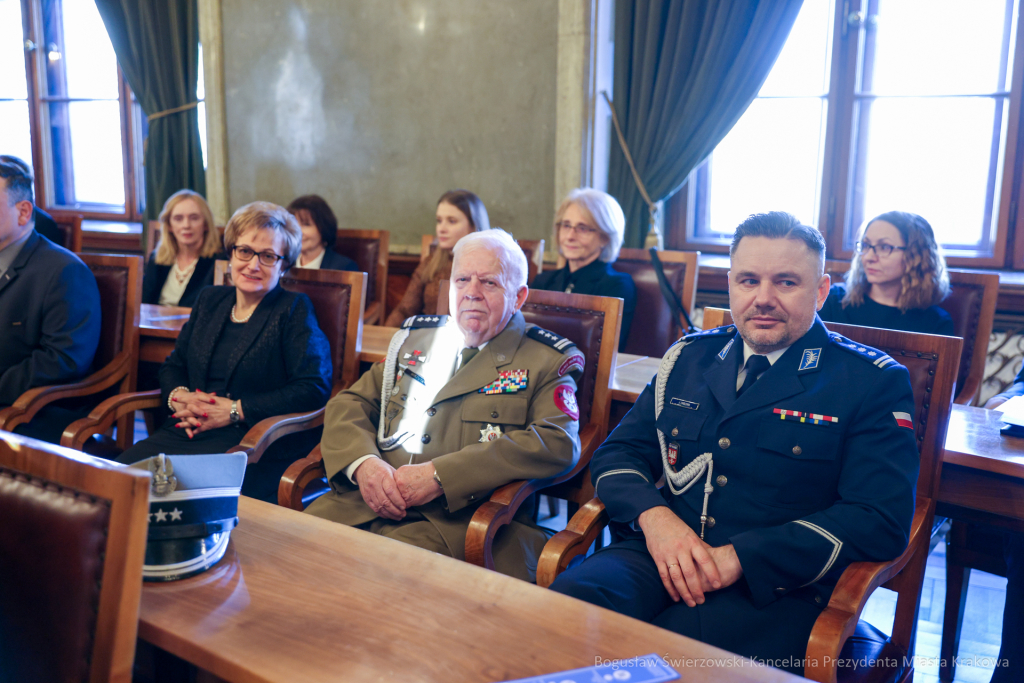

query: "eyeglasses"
left=557, top=221, right=599, bottom=236
left=231, top=245, right=284, bottom=267
left=856, top=241, right=906, bottom=258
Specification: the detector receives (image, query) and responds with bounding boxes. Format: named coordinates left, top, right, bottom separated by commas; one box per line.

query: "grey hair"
left=554, top=188, right=626, bottom=263
left=452, top=228, right=528, bottom=294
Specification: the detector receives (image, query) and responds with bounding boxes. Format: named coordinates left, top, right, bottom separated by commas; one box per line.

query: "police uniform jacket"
left=592, top=317, right=919, bottom=608
left=306, top=311, right=583, bottom=578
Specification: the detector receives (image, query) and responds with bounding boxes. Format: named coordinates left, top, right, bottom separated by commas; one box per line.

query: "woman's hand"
left=173, top=390, right=237, bottom=437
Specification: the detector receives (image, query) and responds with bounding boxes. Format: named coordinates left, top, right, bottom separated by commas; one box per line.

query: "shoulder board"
left=828, top=333, right=898, bottom=369
left=526, top=326, right=577, bottom=352
left=401, top=314, right=448, bottom=329
left=682, top=324, right=736, bottom=342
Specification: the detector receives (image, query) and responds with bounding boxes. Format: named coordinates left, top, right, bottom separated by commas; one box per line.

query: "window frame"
left=18, top=0, right=145, bottom=223
left=666, top=0, right=1024, bottom=270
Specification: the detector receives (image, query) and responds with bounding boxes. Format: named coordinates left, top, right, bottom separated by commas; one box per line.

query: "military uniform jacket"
left=592, top=317, right=919, bottom=608
left=308, top=311, right=582, bottom=572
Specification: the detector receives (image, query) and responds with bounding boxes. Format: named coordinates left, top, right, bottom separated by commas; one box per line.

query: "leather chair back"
left=421, top=235, right=546, bottom=281
left=79, top=254, right=142, bottom=376
left=280, top=268, right=366, bottom=392
left=0, top=431, right=150, bottom=683
left=610, top=248, right=699, bottom=357
left=335, top=229, right=389, bottom=324
left=52, top=213, right=84, bottom=252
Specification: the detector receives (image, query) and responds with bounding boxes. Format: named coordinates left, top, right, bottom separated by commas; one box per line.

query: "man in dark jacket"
left=0, top=155, right=101, bottom=442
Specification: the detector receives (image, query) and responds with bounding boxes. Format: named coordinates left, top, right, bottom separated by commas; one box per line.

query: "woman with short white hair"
left=531, top=188, right=636, bottom=350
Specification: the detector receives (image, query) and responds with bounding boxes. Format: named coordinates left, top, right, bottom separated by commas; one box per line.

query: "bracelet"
left=167, top=386, right=189, bottom=412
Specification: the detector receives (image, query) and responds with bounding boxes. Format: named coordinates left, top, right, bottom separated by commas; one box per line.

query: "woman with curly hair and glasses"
left=818, top=210, right=953, bottom=335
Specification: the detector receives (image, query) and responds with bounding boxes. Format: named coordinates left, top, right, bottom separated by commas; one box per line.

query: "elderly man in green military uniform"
left=306, top=228, right=584, bottom=581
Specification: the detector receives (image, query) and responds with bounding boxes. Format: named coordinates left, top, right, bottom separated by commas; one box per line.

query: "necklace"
left=230, top=304, right=253, bottom=323
left=173, top=258, right=198, bottom=286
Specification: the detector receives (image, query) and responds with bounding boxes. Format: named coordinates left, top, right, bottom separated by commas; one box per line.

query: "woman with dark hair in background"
left=384, top=189, right=490, bottom=325
left=287, top=194, right=359, bottom=272
left=818, top=210, right=953, bottom=335
left=142, top=190, right=222, bottom=307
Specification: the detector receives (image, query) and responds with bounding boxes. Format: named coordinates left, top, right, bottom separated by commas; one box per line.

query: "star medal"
left=479, top=424, right=502, bottom=442
left=403, top=349, right=428, bottom=366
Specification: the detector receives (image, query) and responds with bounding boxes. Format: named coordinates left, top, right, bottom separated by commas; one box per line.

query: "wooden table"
left=937, top=404, right=1024, bottom=529
left=139, top=304, right=190, bottom=364
left=358, top=325, right=398, bottom=363
left=138, top=497, right=801, bottom=683
left=611, top=353, right=660, bottom=403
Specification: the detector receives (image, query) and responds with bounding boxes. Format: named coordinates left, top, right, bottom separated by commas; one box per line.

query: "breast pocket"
left=655, top=406, right=707, bottom=442
left=753, top=417, right=843, bottom=508
left=461, top=395, right=529, bottom=444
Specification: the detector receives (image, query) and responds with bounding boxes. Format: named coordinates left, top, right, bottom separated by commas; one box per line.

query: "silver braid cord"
left=377, top=327, right=411, bottom=451
left=655, top=339, right=713, bottom=496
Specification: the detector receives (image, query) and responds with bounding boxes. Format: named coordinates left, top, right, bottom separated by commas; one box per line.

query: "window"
left=668, top=0, right=1024, bottom=268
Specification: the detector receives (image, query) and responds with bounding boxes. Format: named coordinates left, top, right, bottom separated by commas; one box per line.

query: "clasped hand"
left=354, top=458, right=442, bottom=521
left=638, top=506, right=744, bottom=607
left=171, top=389, right=236, bottom=438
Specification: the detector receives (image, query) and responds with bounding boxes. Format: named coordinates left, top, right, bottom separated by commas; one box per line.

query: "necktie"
left=737, top=354, right=770, bottom=396
left=459, top=347, right=479, bottom=371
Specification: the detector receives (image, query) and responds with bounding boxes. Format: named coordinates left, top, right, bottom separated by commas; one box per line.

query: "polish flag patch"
left=554, top=385, right=580, bottom=421
left=893, top=411, right=914, bottom=430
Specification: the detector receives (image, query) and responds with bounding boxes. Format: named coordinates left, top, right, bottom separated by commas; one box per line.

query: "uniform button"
left=792, top=445, right=803, bottom=456
left=718, top=437, right=731, bottom=450
left=469, top=494, right=475, bottom=501
left=427, top=408, right=436, bottom=416
left=401, top=394, right=407, bottom=401
left=491, top=411, right=499, bottom=418
left=814, top=595, right=823, bottom=604
left=671, top=428, right=679, bottom=437
left=706, top=516, right=715, bottom=528
left=421, top=434, right=431, bottom=444
left=716, top=475, right=728, bottom=487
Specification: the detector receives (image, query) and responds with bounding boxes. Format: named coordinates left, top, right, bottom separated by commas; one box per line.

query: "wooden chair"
left=0, top=254, right=143, bottom=449
left=539, top=307, right=962, bottom=683
left=62, top=268, right=366, bottom=467
left=611, top=248, right=699, bottom=357
left=0, top=430, right=150, bottom=683
left=50, top=212, right=84, bottom=252
left=421, top=234, right=546, bottom=281
left=279, top=286, right=622, bottom=574
left=336, top=228, right=389, bottom=325
left=213, top=259, right=230, bottom=286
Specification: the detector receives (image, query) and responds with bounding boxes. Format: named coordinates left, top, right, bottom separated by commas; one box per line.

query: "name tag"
left=669, top=398, right=699, bottom=411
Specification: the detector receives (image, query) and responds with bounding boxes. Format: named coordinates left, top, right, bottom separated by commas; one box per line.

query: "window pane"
left=759, top=0, right=833, bottom=96
left=48, top=101, right=125, bottom=206
left=0, top=0, right=27, bottom=99
left=854, top=97, right=1003, bottom=251
left=0, top=101, right=33, bottom=171
left=868, top=0, right=1014, bottom=95
left=706, top=98, right=827, bottom=235
left=43, top=0, right=120, bottom=99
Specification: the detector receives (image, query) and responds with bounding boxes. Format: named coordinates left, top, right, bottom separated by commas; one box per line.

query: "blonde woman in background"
left=142, top=189, right=222, bottom=307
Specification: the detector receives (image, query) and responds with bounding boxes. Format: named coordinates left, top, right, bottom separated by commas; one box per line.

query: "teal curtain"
left=94, top=0, right=205, bottom=224
left=609, top=0, right=804, bottom=246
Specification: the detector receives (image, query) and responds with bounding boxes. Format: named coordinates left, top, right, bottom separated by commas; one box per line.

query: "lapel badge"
left=403, top=349, right=428, bottom=366
left=479, top=369, right=529, bottom=394
left=149, top=453, right=177, bottom=496
left=717, top=337, right=735, bottom=361
left=479, top=424, right=502, bottom=442
left=667, top=442, right=679, bottom=466
left=798, top=348, right=821, bottom=371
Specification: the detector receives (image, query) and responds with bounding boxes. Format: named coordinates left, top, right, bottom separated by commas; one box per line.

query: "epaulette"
left=828, top=332, right=898, bottom=369
left=526, top=326, right=577, bottom=352
left=401, top=314, right=448, bottom=329
left=681, top=324, right=736, bottom=342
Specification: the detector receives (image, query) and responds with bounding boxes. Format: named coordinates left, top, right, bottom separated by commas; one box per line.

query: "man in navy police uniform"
left=550, top=212, right=920, bottom=676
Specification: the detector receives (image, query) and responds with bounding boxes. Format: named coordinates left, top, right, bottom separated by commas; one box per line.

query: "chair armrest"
left=953, top=377, right=979, bottom=406
left=60, top=389, right=163, bottom=450
left=803, top=497, right=933, bottom=683
left=536, top=498, right=609, bottom=588
left=229, top=408, right=325, bottom=464
left=0, top=352, right=133, bottom=431
left=278, top=445, right=326, bottom=510
left=464, top=422, right=601, bottom=570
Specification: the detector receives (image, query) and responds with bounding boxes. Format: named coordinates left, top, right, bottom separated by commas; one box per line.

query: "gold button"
left=718, top=437, right=730, bottom=449
left=716, top=475, right=728, bottom=487
left=671, top=428, right=679, bottom=437
left=792, top=445, right=802, bottom=456
left=706, top=516, right=715, bottom=528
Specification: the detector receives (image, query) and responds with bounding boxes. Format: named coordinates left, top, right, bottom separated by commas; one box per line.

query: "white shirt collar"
left=742, top=341, right=790, bottom=367
left=297, top=248, right=326, bottom=270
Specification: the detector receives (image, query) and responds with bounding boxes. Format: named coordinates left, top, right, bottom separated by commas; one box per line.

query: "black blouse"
left=818, top=283, right=954, bottom=336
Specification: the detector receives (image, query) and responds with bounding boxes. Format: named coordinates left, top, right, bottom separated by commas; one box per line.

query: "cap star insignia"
left=169, top=508, right=183, bottom=521
left=153, top=508, right=168, bottom=522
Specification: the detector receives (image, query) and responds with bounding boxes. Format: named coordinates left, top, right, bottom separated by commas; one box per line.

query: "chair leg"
left=939, top=564, right=970, bottom=682
left=890, top=540, right=930, bottom=661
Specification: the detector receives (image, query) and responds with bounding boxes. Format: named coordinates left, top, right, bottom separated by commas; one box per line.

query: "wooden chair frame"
left=338, top=228, right=389, bottom=325
left=0, top=253, right=143, bottom=449
left=62, top=268, right=366, bottom=465
left=0, top=430, right=150, bottom=683
left=538, top=307, right=962, bottom=683
left=278, top=288, right=622, bottom=574
left=50, top=211, right=84, bottom=252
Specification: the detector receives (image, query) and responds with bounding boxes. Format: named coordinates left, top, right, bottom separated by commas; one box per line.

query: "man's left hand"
left=700, top=544, right=743, bottom=591
left=394, top=462, right=443, bottom=507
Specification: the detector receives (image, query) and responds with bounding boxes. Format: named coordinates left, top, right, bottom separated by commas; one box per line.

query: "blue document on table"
left=502, top=653, right=680, bottom=683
